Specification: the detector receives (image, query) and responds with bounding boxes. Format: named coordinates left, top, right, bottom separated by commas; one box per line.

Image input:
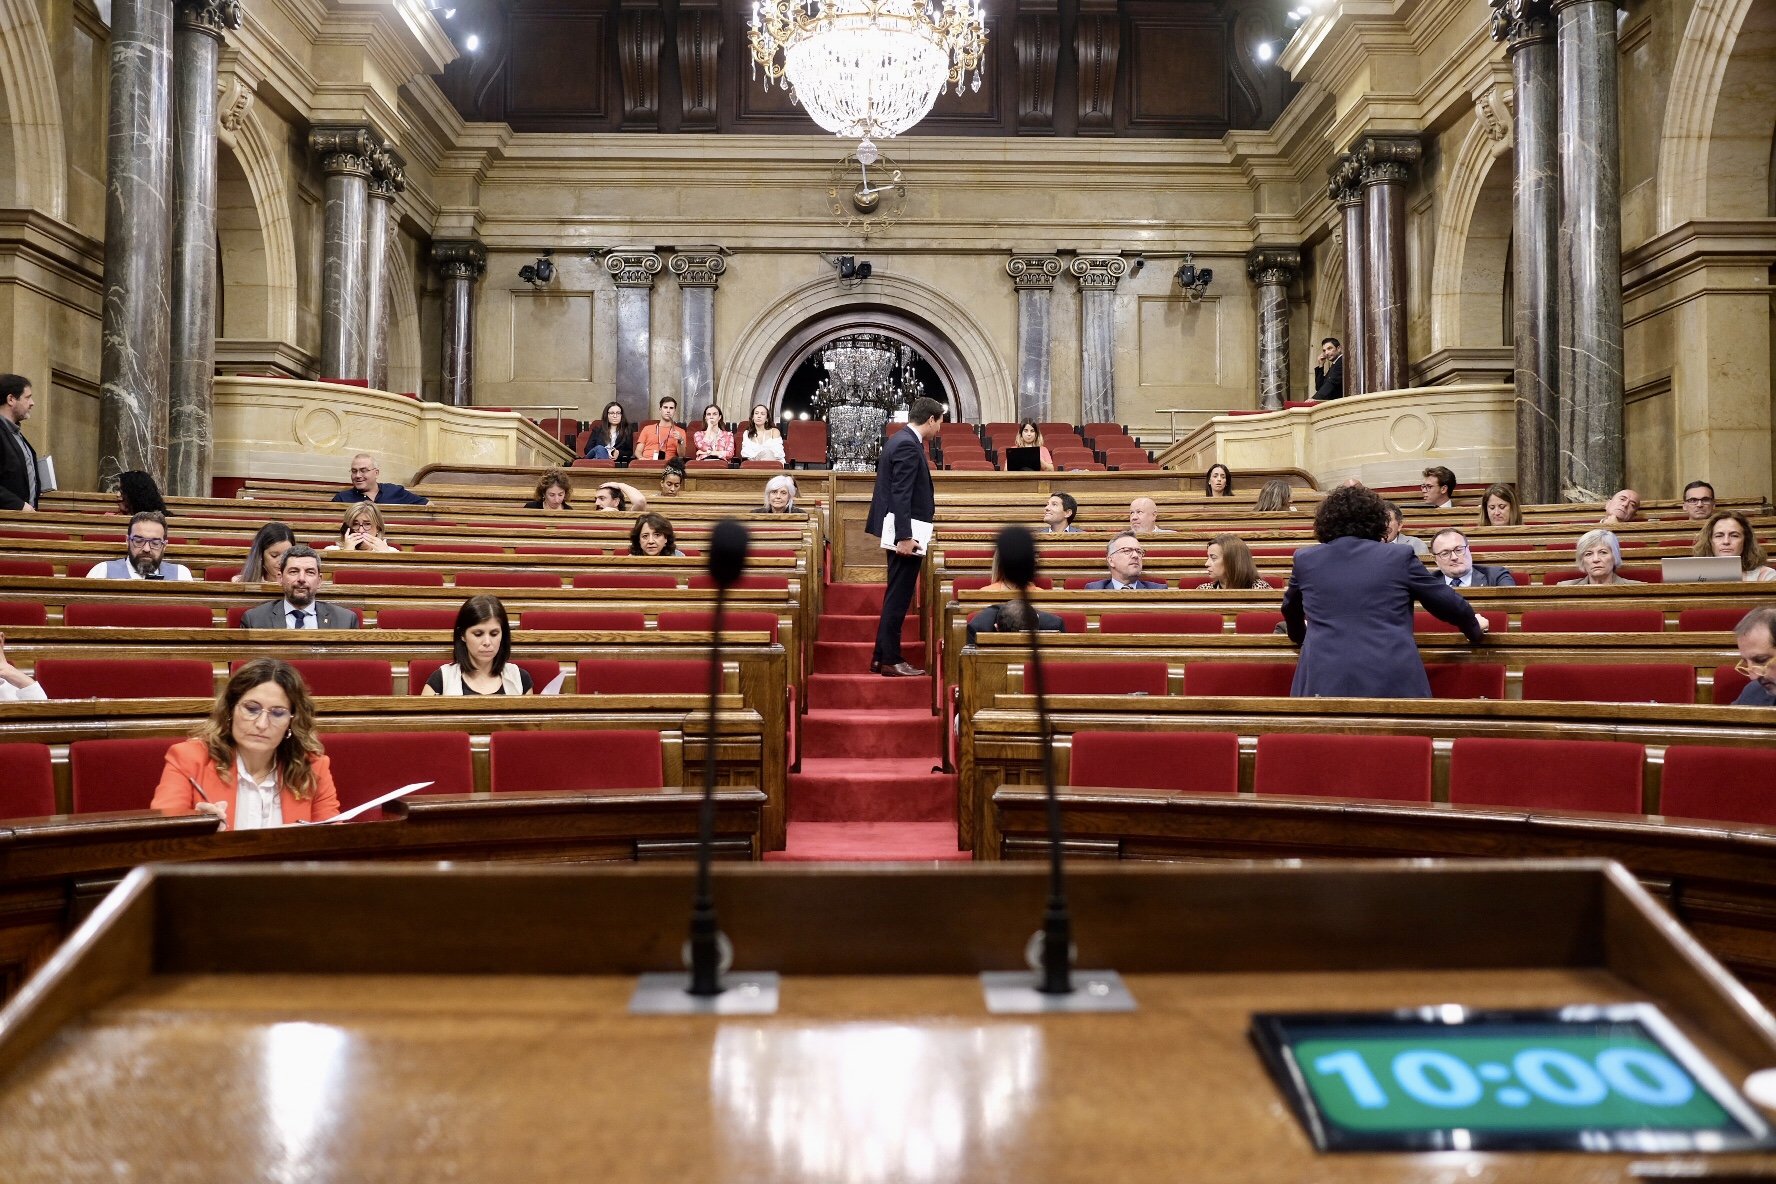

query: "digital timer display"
left=1251, top=1005, right=1776, bottom=1152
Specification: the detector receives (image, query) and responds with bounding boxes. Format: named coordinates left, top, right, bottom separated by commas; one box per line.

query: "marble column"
left=98, top=0, right=175, bottom=486
left=605, top=251, right=664, bottom=421
left=309, top=126, right=377, bottom=380
left=1007, top=254, right=1062, bottom=422
left=1493, top=0, right=1561, bottom=504
left=1328, top=155, right=1368, bottom=397
left=363, top=150, right=406, bottom=392
left=1068, top=254, right=1128, bottom=425
left=1247, top=247, right=1300, bottom=411
left=165, top=0, right=238, bottom=498
left=431, top=240, right=485, bottom=407
left=1554, top=0, right=1625, bottom=500
left=669, top=252, right=726, bottom=413
left=1357, top=135, right=1420, bottom=394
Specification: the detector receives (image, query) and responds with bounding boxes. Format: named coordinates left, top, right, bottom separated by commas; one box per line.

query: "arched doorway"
left=754, top=308, right=979, bottom=423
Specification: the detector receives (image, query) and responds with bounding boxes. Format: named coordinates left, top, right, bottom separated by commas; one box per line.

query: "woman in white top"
left=325, top=501, right=400, bottom=552
left=1695, top=510, right=1776, bottom=582
left=0, top=632, right=45, bottom=701
left=421, top=595, right=534, bottom=696
left=740, top=404, right=786, bottom=462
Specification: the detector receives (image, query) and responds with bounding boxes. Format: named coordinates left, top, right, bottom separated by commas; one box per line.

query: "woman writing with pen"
left=151, top=657, right=340, bottom=829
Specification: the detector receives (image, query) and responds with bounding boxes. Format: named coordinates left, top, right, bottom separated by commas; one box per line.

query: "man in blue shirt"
left=1734, top=607, right=1776, bottom=707
left=331, top=453, right=428, bottom=505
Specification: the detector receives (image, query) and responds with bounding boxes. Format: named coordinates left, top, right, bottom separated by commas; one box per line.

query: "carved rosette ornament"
left=669, top=252, right=727, bottom=288
left=175, top=0, right=240, bottom=38
left=368, top=148, right=407, bottom=200
left=1245, top=246, right=1301, bottom=287
left=431, top=239, right=487, bottom=282
left=1006, top=254, right=1063, bottom=290
left=1068, top=254, right=1129, bottom=290
left=1489, top=0, right=1555, bottom=45
left=605, top=251, right=664, bottom=288
left=1326, top=153, right=1364, bottom=207
left=309, top=126, right=377, bottom=179
left=1356, top=135, right=1422, bottom=186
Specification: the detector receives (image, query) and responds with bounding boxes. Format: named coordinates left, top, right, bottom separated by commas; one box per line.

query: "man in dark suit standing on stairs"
left=866, top=396, right=942, bottom=677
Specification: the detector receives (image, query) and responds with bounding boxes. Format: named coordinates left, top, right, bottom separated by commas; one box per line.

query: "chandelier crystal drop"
left=749, top=0, right=988, bottom=142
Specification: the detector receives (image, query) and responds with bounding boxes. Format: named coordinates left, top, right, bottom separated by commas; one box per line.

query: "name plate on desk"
left=1251, top=1004, right=1775, bottom=1153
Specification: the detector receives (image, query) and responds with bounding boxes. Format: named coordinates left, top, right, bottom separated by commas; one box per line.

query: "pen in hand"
left=185, top=774, right=228, bottom=830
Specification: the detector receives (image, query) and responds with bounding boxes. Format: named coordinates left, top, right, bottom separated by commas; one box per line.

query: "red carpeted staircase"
left=767, top=580, right=966, bottom=862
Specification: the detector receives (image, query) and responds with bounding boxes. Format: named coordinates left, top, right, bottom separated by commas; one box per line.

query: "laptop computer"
left=1004, top=446, right=1044, bottom=472
left=1661, top=556, right=1745, bottom=583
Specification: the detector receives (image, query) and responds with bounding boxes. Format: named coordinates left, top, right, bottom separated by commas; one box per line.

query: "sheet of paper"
left=879, top=513, right=933, bottom=556
left=540, top=670, right=568, bottom=695
left=315, top=780, right=434, bottom=824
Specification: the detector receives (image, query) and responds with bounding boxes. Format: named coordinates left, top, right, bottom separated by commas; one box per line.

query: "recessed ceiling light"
left=465, top=32, right=480, bottom=51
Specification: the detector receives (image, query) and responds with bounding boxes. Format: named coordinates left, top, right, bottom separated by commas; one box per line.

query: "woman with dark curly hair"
left=1281, top=483, right=1487, bottom=698
left=629, top=512, right=686, bottom=557
left=116, top=470, right=169, bottom=516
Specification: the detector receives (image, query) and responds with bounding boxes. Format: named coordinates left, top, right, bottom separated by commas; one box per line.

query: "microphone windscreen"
left=708, top=519, right=751, bottom=589
left=995, top=525, right=1038, bottom=590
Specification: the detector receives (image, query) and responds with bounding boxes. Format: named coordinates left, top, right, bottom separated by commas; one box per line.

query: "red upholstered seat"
left=37, top=658, right=212, bottom=700
left=1521, top=663, right=1696, bottom=705
left=1053, top=611, right=1088, bottom=634
left=784, top=420, right=828, bottom=466
left=273, top=659, right=394, bottom=697
left=1712, top=665, right=1752, bottom=705
left=0, top=559, right=54, bottom=577
left=1414, top=610, right=1507, bottom=635
left=0, top=743, right=56, bottom=819
left=1184, top=661, right=1297, bottom=697
left=520, top=610, right=648, bottom=631
left=70, top=737, right=175, bottom=813
left=573, top=572, right=678, bottom=590
left=515, top=545, right=605, bottom=557
left=1099, top=612, right=1222, bottom=635
left=1519, top=609, right=1665, bottom=633
left=1172, top=575, right=1214, bottom=590
left=0, top=529, right=68, bottom=541
left=204, top=565, right=245, bottom=582
left=374, top=608, right=460, bottom=630
left=415, top=543, right=504, bottom=554
left=489, top=729, right=663, bottom=792
left=689, top=574, right=793, bottom=591
left=407, top=658, right=561, bottom=695
left=1424, top=663, right=1507, bottom=700
left=571, top=458, right=619, bottom=469
left=62, top=602, right=213, bottom=629
left=1679, top=608, right=1749, bottom=632
left=455, top=571, right=563, bottom=589
left=318, top=731, right=472, bottom=818
left=739, top=460, right=785, bottom=469
left=1448, top=737, right=1644, bottom=813
left=225, top=604, right=253, bottom=628
left=1037, top=661, right=1167, bottom=696
left=658, top=610, right=780, bottom=642
left=1234, top=611, right=1286, bottom=635
left=1069, top=730, right=1239, bottom=794
left=1254, top=733, right=1434, bottom=802
left=0, top=602, right=47, bottom=626
left=1660, top=746, right=1776, bottom=825
left=750, top=548, right=801, bottom=559
left=1541, top=570, right=1663, bottom=585
left=332, top=567, right=446, bottom=587
left=577, top=659, right=706, bottom=694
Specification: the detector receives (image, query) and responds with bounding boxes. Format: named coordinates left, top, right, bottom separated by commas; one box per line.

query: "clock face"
left=828, top=151, right=907, bottom=235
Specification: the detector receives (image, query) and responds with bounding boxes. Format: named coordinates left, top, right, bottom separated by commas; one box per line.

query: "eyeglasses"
left=127, top=535, right=167, bottom=548
left=349, top=467, right=376, bottom=476
left=1684, top=496, right=1715, bottom=505
left=1431, top=544, right=1469, bottom=561
left=237, top=702, right=291, bottom=723
left=1736, top=657, right=1774, bottom=679
left=1110, top=546, right=1144, bottom=558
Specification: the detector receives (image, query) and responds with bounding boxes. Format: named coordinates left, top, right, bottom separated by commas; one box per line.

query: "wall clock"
left=828, top=143, right=907, bottom=236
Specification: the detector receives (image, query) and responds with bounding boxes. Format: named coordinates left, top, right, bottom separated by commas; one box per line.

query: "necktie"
left=1449, top=576, right=1461, bottom=588
left=291, top=609, right=309, bottom=629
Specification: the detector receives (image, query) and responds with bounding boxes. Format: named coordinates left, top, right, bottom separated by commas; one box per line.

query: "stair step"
left=823, top=583, right=888, bottom=615
left=809, top=672, right=931, bottom=710
left=764, top=821, right=966, bottom=862
left=813, top=641, right=876, bottom=673
left=802, top=708, right=940, bottom=760
left=818, top=613, right=923, bottom=644
left=788, top=758, right=955, bottom=822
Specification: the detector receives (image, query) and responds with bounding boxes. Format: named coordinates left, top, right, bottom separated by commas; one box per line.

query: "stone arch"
left=1657, top=0, right=1776, bottom=228
left=1430, top=117, right=1514, bottom=349
left=217, top=103, right=298, bottom=346
left=384, top=234, right=423, bottom=396
left=1309, top=235, right=1346, bottom=357
left=0, top=0, right=67, bottom=217
left=721, top=272, right=1013, bottom=424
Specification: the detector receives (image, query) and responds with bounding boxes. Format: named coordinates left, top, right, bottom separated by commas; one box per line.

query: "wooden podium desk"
left=1, top=861, right=1774, bottom=1182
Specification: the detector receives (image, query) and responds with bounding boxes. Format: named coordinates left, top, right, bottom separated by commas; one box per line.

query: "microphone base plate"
left=629, top=971, right=781, bottom=1015
left=980, top=969, right=1136, bottom=1014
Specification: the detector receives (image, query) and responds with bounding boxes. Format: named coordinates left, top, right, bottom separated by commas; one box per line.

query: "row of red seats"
left=0, top=728, right=666, bottom=821
left=1067, top=731, right=1776, bottom=826
left=956, top=568, right=1680, bottom=589
left=1031, top=659, right=1750, bottom=705
left=970, top=606, right=1745, bottom=634
left=0, top=599, right=793, bottom=631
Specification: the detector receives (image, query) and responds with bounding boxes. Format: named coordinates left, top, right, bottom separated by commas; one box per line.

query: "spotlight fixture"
left=1256, top=40, right=1274, bottom=61
left=836, top=255, right=874, bottom=282
left=1175, top=254, right=1214, bottom=302
left=464, top=32, right=480, bottom=51
left=518, top=250, right=555, bottom=288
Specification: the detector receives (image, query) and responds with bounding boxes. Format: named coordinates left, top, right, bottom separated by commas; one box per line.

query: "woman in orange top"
left=152, top=657, right=340, bottom=829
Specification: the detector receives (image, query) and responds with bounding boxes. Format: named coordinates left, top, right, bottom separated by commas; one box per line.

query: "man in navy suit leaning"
left=1429, top=528, right=1517, bottom=588
left=865, top=396, right=943, bottom=677
left=1083, top=533, right=1167, bottom=590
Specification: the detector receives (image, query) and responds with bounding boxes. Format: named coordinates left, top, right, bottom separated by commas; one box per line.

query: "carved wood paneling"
left=1124, top=3, right=1227, bottom=132
left=1014, top=0, right=1059, bottom=134
left=506, top=12, right=609, bottom=124
left=617, top=0, right=663, bottom=130
left=676, top=0, right=722, bottom=130
left=1074, top=0, right=1121, bottom=135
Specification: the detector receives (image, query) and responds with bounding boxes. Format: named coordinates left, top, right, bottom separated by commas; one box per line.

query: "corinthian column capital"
left=1489, top=0, right=1555, bottom=44
left=431, top=239, right=487, bottom=282
left=309, top=125, right=378, bottom=178
left=1356, top=135, right=1422, bottom=186
left=1245, top=246, right=1301, bottom=287
left=175, top=0, right=241, bottom=37
left=1326, top=153, right=1365, bottom=206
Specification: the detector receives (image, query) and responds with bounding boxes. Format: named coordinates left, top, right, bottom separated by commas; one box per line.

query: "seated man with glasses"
left=1732, top=606, right=1776, bottom=707
left=331, top=453, right=429, bottom=505
left=239, top=544, right=361, bottom=629
left=1683, top=481, right=1716, bottom=521
left=1428, top=528, right=1516, bottom=588
left=1084, top=533, right=1166, bottom=591
left=84, top=511, right=192, bottom=580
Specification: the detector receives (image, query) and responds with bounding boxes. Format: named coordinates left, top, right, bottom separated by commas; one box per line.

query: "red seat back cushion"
left=1254, top=733, right=1434, bottom=802
left=690, top=575, right=793, bottom=591
left=375, top=609, right=461, bottom=630
left=0, top=560, right=54, bottom=577
left=521, top=610, right=648, bottom=631
left=489, top=729, right=663, bottom=792
left=1069, top=730, right=1238, bottom=794
left=70, top=737, right=177, bottom=813
left=332, top=568, right=445, bottom=587
left=1679, top=608, right=1749, bottom=633
left=1521, top=663, right=1696, bottom=705
left=37, top=658, right=213, bottom=700
left=1448, top=737, right=1644, bottom=813
left=1414, top=610, right=1507, bottom=635
left=1660, top=746, right=1776, bottom=826
left=1099, top=612, right=1222, bottom=635
left=1519, top=610, right=1664, bottom=633
left=414, top=543, right=504, bottom=554
left=277, top=660, right=394, bottom=697
left=658, top=611, right=779, bottom=642
left=318, top=731, right=473, bottom=817
left=0, top=743, right=56, bottom=819
left=1234, top=611, right=1285, bottom=635
left=1038, top=661, right=1167, bottom=696
left=1184, top=662, right=1297, bottom=697
left=573, top=573, right=679, bottom=590
left=577, top=659, right=706, bottom=694
left=1712, top=664, right=1753, bottom=705
left=63, top=602, right=213, bottom=629
left=1424, top=664, right=1507, bottom=700
left=0, top=602, right=48, bottom=627
left=455, top=571, right=563, bottom=589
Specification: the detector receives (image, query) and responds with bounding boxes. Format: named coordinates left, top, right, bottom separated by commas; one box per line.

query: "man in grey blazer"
left=1430, top=529, right=1517, bottom=588
left=239, top=544, right=361, bottom=629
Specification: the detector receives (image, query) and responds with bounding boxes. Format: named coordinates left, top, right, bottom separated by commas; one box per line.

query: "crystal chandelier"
left=811, top=334, right=926, bottom=416
left=748, top=0, right=988, bottom=146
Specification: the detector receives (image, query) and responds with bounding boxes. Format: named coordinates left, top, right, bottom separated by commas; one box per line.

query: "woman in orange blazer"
left=152, top=657, right=340, bottom=829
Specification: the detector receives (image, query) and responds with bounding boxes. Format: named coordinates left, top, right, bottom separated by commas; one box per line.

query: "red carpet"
left=774, top=581, right=960, bottom=861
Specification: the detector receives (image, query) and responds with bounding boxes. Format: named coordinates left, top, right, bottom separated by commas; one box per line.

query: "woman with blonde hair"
left=327, top=500, right=399, bottom=552
left=1558, top=529, right=1640, bottom=585
left=1694, top=510, right=1776, bottom=582
left=1253, top=479, right=1293, bottom=512
left=1203, top=534, right=1273, bottom=590
left=525, top=468, right=573, bottom=510
left=151, top=657, right=339, bottom=828
left=1478, top=483, right=1523, bottom=527
left=755, top=474, right=799, bottom=514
